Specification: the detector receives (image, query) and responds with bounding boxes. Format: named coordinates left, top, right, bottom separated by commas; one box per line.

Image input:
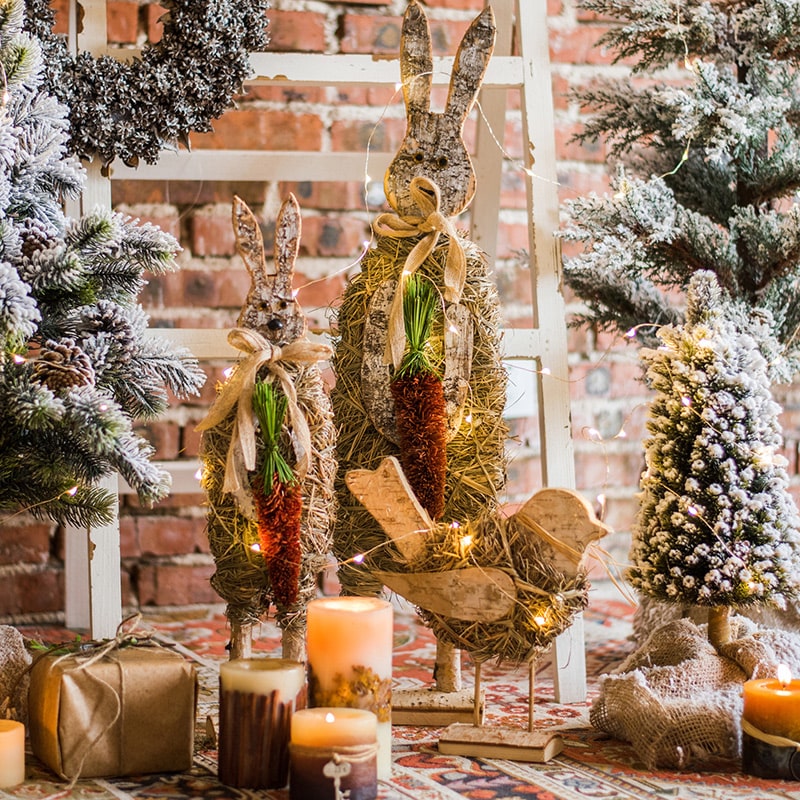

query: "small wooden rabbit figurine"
left=199, top=194, right=336, bottom=662
left=331, top=1, right=508, bottom=693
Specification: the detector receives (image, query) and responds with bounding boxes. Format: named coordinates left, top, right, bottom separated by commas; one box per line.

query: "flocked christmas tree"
left=628, top=271, right=800, bottom=649
left=0, top=0, right=203, bottom=527
left=562, top=0, right=800, bottom=374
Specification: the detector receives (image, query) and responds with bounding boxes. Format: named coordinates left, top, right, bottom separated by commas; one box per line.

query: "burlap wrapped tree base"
left=592, top=616, right=800, bottom=769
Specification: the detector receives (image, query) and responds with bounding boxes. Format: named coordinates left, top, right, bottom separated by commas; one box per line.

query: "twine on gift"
left=742, top=717, right=800, bottom=750
left=373, top=176, right=466, bottom=369
left=196, top=328, right=332, bottom=517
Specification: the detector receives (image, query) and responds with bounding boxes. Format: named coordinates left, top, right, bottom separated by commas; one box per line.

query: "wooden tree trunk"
left=707, top=605, right=732, bottom=650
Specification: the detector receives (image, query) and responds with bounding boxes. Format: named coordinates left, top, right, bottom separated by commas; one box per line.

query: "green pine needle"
left=252, top=379, right=295, bottom=494
left=394, top=273, right=440, bottom=380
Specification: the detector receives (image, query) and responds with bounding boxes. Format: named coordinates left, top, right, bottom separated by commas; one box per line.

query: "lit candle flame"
left=778, top=664, right=792, bottom=687
left=325, top=712, right=335, bottom=724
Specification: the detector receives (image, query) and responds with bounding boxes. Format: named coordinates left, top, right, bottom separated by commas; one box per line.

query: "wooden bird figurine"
left=346, top=457, right=611, bottom=664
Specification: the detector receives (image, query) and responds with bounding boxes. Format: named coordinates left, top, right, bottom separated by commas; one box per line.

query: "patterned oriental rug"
left=8, top=582, right=800, bottom=800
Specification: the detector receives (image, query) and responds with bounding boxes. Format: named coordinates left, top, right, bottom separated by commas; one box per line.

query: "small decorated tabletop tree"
left=628, top=272, right=800, bottom=649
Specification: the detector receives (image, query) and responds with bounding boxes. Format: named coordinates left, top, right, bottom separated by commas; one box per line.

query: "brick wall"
left=3, top=0, right=799, bottom=621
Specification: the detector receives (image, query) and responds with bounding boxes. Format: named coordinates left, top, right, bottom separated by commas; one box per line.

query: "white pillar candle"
left=0, top=720, right=24, bottom=788
left=306, top=597, right=393, bottom=779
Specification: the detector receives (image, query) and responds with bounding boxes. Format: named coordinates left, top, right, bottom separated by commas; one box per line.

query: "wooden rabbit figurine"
left=199, top=194, right=336, bottom=662
left=331, top=1, right=508, bottom=692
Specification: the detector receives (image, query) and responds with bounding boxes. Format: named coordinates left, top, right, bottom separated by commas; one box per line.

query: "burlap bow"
left=196, top=328, right=332, bottom=518
left=373, top=176, right=466, bottom=368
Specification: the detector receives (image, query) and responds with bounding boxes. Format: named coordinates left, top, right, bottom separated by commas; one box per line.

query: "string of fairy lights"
left=8, top=4, right=722, bottom=616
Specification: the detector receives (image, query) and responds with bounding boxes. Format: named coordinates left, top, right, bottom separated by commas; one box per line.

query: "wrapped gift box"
left=28, top=645, right=197, bottom=780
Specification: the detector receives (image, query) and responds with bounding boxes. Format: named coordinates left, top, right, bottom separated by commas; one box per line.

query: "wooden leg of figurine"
left=229, top=621, right=253, bottom=660
left=281, top=619, right=305, bottom=663
left=434, top=639, right=461, bottom=692
left=473, top=661, right=482, bottom=728
left=528, top=661, right=535, bottom=733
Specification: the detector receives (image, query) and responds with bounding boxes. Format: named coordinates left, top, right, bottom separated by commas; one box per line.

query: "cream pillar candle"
left=306, top=597, right=393, bottom=779
left=219, top=658, right=306, bottom=700
left=218, top=658, right=306, bottom=790
left=290, top=708, right=378, bottom=800
left=0, top=720, right=24, bottom=788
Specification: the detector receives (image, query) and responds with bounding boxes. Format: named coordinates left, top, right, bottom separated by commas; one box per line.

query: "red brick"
left=181, top=424, right=204, bottom=459
left=284, top=181, right=374, bottom=212
left=0, top=522, right=51, bottom=566
left=341, top=14, right=482, bottom=56
left=414, top=0, right=483, bottom=10
left=120, top=517, right=139, bottom=559
left=189, top=209, right=237, bottom=257
left=137, top=517, right=199, bottom=557
left=246, top=85, right=331, bottom=104
left=556, top=121, right=606, bottom=163
left=551, top=73, right=571, bottom=112
left=117, top=204, right=181, bottom=242
left=550, top=25, right=620, bottom=66
left=135, top=421, right=181, bottom=460
left=293, top=272, right=350, bottom=328
left=268, top=10, right=327, bottom=52
left=330, top=118, right=406, bottom=154
left=145, top=4, right=167, bottom=43
left=299, top=216, right=370, bottom=258
left=51, top=0, right=69, bottom=34
left=339, top=13, right=402, bottom=55
left=192, top=110, right=324, bottom=151
left=557, top=168, right=611, bottom=203
left=495, top=220, right=531, bottom=260
left=329, top=85, right=400, bottom=108
left=107, top=2, right=139, bottom=44
left=136, top=561, right=218, bottom=606
left=0, top=566, right=64, bottom=616
left=608, top=359, right=647, bottom=400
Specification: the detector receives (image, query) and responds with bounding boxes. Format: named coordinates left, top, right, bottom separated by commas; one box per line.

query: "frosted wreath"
left=24, top=0, right=269, bottom=167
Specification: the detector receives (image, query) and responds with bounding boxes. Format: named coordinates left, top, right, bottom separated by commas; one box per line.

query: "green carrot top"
left=252, top=379, right=295, bottom=495
left=394, top=273, right=440, bottom=380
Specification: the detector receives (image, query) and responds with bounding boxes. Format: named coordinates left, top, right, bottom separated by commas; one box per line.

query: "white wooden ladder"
left=64, top=0, right=583, bottom=702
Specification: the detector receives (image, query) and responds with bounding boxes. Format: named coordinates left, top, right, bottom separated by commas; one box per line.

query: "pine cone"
left=80, top=300, right=137, bottom=362
left=32, top=338, right=95, bottom=391
left=20, top=218, right=56, bottom=260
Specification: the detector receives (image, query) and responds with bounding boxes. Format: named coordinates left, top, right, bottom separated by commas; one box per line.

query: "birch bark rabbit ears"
left=233, top=194, right=307, bottom=345
left=385, top=1, right=496, bottom=218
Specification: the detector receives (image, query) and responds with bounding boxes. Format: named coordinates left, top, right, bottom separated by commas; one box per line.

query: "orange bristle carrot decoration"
left=390, top=274, right=447, bottom=520
left=252, top=379, right=302, bottom=607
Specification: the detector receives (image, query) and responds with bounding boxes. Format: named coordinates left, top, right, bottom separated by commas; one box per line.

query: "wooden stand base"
left=392, top=688, right=485, bottom=726
left=438, top=723, right=564, bottom=763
